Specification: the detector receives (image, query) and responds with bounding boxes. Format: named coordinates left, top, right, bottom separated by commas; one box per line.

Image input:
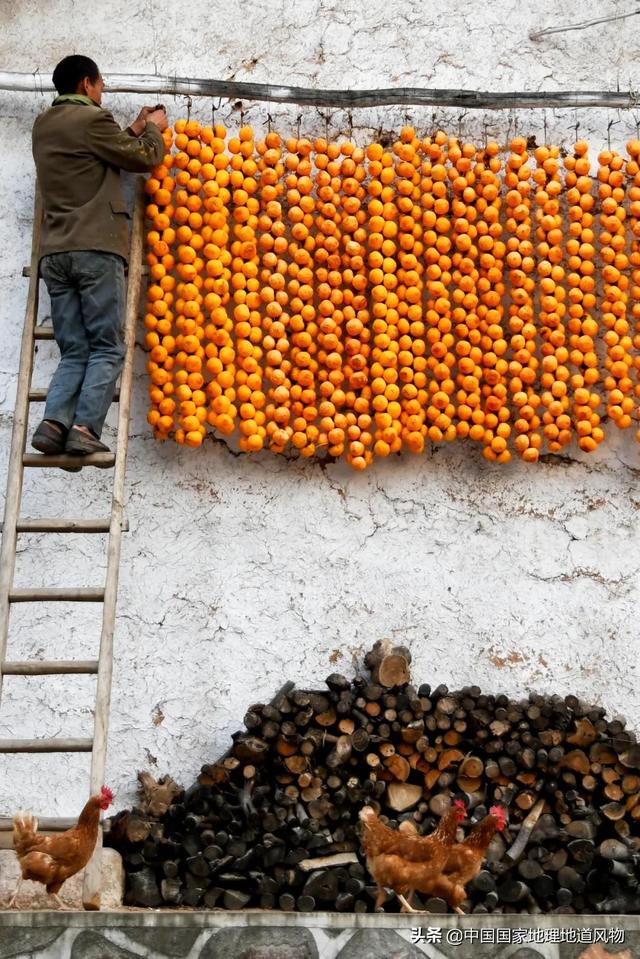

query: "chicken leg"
left=375, top=885, right=417, bottom=913
left=51, top=893, right=72, bottom=911
left=397, top=892, right=419, bottom=913
left=7, top=877, right=22, bottom=908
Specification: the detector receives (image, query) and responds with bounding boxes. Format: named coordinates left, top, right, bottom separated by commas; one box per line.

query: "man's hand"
left=129, top=105, right=166, bottom=137
left=145, top=107, right=168, bottom=133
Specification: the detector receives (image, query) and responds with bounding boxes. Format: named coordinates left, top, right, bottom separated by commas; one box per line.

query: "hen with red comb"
left=9, top=786, right=116, bottom=908
left=453, top=799, right=466, bottom=820
left=360, top=800, right=466, bottom=911
left=399, top=803, right=511, bottom=913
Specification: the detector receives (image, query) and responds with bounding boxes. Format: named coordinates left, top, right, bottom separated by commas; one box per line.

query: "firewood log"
left=387, top=781, right=423, bottom=811
left=137, top=772, right=183, bottom=818
left=108, top=643, right=640, bottom=916
left=364, top=639, right=411, bottom=688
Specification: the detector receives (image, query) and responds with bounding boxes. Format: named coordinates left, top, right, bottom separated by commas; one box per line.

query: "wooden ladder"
left=0, top=179, right=145, bottom=909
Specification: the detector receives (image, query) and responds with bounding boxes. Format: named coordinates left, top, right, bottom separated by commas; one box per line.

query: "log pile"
left=105, top=641, right=640, bottom=913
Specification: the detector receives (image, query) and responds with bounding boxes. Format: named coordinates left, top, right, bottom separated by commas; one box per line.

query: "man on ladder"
left=30, top=55, right=167, bottom=464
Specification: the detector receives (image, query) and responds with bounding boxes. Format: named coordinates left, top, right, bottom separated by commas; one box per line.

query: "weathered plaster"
left=0, top=1, right=639, bottom=817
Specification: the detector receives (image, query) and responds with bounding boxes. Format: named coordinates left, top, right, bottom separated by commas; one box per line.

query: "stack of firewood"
left=106, top=641, right=640, bottom=913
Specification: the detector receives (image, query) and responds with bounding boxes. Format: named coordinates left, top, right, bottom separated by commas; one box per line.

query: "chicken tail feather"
left=12, top=811, right=39, bottom=855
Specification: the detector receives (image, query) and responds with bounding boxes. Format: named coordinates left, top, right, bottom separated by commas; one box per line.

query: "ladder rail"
left=82, top=178, right=146, bottom=909
left=0, top=180, right=145, bottom=910
left=0, top=188, right=42, bottom=707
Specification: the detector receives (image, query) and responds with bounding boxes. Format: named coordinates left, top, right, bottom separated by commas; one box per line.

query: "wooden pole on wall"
left=0, top=71, right=638, bottom=109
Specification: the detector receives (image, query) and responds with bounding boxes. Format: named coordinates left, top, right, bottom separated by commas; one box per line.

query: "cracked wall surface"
left=1, top=1, right=640, bottom=816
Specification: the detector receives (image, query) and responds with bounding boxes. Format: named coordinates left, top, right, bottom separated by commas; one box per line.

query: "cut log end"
left=386, top=781, right=423, bottom=812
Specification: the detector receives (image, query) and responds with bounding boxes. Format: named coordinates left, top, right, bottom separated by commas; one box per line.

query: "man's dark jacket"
left=32, top=101, right=164, bottom=260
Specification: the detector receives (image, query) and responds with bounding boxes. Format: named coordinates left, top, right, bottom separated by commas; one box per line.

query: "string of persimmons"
left=143, top=120, right=640, bottom=468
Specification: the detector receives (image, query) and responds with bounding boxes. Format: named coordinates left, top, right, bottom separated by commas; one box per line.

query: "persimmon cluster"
left=144, top=124, right=640, bottom=466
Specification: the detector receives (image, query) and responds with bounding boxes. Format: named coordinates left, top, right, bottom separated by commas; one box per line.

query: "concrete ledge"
left=0, top=911, right=637, bottom=958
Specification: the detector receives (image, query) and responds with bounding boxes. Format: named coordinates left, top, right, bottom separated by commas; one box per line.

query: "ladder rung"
left=23, top=452, right=115, bottom=469
left=9, top=587, right=105, bottom=603
left=11, top=517, right=129, bottom=534
left=3, top=660, right=99, bottom=675
left=0, top=738, right=93, bottom=753
left=29, top=387, right=121, bottom=403
left=34, top=325, right=54, bottom=340
left=0, top=816, right=77, bottom=831
left=24, top=266, right=148, bottom=278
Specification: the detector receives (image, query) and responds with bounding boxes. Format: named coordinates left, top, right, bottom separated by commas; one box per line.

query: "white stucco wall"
left=1, top=0, right=640, bottom=817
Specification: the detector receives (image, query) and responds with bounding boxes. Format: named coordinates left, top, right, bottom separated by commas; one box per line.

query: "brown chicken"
left=9, top=786, right=114, bottom=909
left=400, top=804, right=508, bottom=913
left=359, top=799, right=466, bottom=911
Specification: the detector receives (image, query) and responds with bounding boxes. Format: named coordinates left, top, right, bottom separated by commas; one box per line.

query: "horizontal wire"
left=530, top=7, right=640, bottom=42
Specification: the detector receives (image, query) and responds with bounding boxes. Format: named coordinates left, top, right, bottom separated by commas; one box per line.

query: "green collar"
left=52, top=94, right=98, bottom=107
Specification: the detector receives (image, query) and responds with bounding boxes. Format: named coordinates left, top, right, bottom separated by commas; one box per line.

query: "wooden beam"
left=9, top=518, right=129, bottom=534
left=9, top=587, right=104, bottom=603
left=0, top=71, right=638, bottom=109
left=24, top=266, right=149, bottom=278
left=0, top=816, right=77, bottom=832
left=3, top=660, right=99, bottom=675
left=29, top=387, right=120, bottom=403
left=0, top=738, right=93, bottom=752
left=23, top=452, right=115, bottom=469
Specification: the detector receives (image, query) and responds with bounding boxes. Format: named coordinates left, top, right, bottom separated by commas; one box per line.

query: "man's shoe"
left=65, top=425, right=111, bottom=455
left=31, top=420, right=67, bottom=454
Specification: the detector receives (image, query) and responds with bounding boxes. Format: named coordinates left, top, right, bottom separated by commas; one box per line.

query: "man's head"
left=52, top=55, right=104, bottom=105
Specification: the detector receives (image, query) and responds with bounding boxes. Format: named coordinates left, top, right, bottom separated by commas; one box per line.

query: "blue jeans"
left=40, top=251, right=126, bottom=437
